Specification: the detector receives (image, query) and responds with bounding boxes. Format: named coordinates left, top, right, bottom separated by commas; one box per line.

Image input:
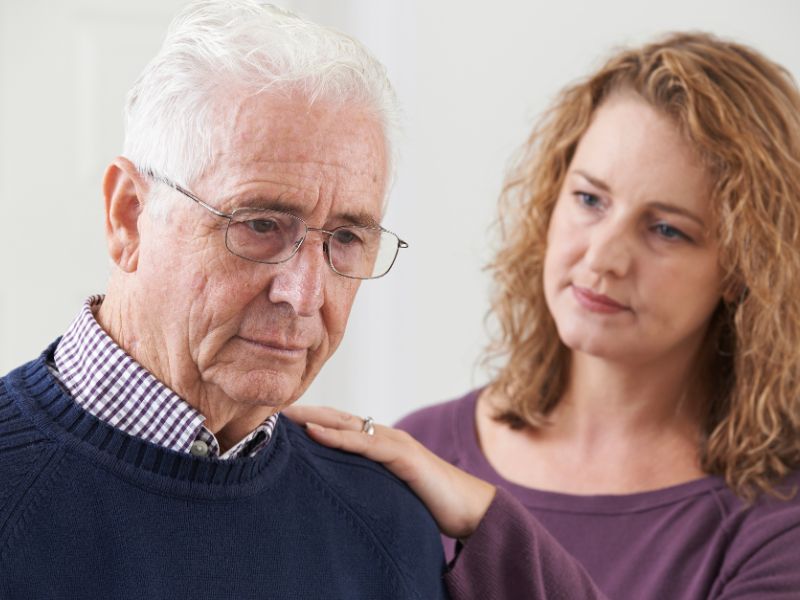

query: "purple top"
left=397, top=390, right=800, bottom=599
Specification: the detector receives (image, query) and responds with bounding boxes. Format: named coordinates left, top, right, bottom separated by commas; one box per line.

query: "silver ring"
left=361, top=416, right=375, bottom=436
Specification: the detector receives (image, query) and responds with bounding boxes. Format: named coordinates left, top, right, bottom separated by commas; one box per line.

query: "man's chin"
left=216, top=369, right=305, bottom=409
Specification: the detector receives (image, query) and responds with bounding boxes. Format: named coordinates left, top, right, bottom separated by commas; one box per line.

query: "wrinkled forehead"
left=197, top=89, right=389, bottom=222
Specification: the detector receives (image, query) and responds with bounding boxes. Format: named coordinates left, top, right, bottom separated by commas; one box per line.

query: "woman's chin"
left=558, top=328, right=636, bottom=363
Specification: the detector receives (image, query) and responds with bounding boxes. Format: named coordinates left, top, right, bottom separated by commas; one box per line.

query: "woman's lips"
left=571, top=285, right=630, bottom=314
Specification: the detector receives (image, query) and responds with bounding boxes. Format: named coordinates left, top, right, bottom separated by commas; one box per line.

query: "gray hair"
left=123, top=0, right=399, bottom=212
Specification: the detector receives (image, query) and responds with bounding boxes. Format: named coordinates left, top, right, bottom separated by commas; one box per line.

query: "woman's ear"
left=103, top=157, right=148, bottom=272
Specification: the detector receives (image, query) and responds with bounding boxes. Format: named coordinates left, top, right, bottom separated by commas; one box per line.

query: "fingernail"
left=306, top=422, right=325, bottom=433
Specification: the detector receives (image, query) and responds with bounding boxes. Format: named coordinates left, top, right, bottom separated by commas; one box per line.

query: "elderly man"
left=0, top=2, right=447, bottom=598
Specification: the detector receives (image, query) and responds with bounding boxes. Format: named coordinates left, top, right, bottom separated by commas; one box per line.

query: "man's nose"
left=584, top=222, right=633, bottom=278
left=267, top=238, right=326, bottom=316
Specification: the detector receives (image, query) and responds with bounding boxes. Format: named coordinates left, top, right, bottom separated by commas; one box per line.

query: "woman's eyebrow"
left=647, top=202, right=706, bottom=227
left=571, top=169, right=706, bottom=226
left=572, top=169, right=611, bottom=192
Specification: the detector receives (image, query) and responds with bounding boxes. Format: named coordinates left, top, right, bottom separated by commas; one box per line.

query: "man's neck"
left=97, top=286, right=277, bottom=453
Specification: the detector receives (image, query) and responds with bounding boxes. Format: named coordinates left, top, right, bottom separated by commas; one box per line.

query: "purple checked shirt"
left=50, top=296, right=277, bottom=459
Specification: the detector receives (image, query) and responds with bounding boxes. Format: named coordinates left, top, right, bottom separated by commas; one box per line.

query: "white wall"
left=2, top=0, right=799, bottom=424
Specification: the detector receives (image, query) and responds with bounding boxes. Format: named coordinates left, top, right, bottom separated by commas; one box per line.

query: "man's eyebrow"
left=571, top=169, right=706, bottom=226
left=335, top=211, right=381, bottom=228
left=221, top=193, right=297, bottom=213
left=226, top=195, right=380, bottom=227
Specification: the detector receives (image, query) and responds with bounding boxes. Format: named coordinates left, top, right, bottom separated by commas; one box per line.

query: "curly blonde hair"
left=485, top=32, right=800, bottom=500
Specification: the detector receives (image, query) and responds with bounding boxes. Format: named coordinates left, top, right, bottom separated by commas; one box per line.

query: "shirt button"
left=190, top=440, right=209, bottom=457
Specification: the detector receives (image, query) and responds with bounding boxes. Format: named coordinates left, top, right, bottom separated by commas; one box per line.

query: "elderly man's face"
left=133, top=92, right=387, bottom=410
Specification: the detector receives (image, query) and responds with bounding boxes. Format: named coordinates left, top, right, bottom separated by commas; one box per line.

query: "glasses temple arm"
left=143, top=170, right=232, bottom=219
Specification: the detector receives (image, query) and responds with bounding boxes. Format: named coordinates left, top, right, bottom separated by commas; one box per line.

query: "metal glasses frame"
left=146, top=172, right=408, bottom=280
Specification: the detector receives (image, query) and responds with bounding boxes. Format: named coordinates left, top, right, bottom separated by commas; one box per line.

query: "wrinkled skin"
left=99, top=91, right=387, bottom=449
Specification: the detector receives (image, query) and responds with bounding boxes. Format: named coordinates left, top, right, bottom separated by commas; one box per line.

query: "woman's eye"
left=653, top=222, right=690, bottom=242
left=576, top=192, right=601, bottom=209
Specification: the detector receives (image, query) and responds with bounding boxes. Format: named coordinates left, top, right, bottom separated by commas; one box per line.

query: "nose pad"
left=299, top=229, right=333, bottom=269
left=267, top=238, right=326, bottom=316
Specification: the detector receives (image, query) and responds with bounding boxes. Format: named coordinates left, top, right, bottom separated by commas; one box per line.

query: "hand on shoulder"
left=282, top=404, right=496, bottom=540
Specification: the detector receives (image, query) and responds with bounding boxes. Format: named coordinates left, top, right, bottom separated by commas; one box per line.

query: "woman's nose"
left=583, top=222, right=633, bottom=278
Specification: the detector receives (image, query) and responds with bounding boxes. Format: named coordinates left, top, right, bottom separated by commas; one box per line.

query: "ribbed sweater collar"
left=5, top=346, right=290, bottom=501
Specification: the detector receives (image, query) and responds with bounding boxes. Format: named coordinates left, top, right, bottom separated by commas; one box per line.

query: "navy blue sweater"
left=0, top=348, right=448, bottom=599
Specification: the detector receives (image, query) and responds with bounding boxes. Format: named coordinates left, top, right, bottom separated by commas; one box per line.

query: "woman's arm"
left=282, top=405, right=608, bottom=600
left=447, top=486, right=607, bottom=600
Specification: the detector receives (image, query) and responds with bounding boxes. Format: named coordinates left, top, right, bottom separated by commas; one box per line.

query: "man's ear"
left=103, top=157, right=148, bottom=272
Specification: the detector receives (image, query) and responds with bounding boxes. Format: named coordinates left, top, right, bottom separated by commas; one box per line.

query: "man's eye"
left=246, top=219, right=279, bottom=234
left=332, top=229, right=363, bottom=245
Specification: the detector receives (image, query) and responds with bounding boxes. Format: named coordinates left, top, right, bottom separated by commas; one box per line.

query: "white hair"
left=123, top=0, right=400, bottom=213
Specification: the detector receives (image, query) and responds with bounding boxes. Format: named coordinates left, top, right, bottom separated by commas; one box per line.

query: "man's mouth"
left=236, top=335, right=308, bottom=358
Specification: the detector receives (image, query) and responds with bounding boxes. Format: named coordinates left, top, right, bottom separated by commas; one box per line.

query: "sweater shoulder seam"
left=289, top=445, right=424, bottom=600
left=0, top=444, right=63, bottom=563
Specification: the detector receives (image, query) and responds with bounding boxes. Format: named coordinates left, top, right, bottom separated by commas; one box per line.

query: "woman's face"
left=543, top=94, right=723, bottom=366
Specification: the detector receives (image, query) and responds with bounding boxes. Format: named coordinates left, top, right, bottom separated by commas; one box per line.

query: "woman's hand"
left=282, top=405, right=496, bottom=540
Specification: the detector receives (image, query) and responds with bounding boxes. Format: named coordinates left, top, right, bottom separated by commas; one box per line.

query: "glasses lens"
left=226, top=209, right=305, bottom=263
left=328, top=226, right=400, bottom=279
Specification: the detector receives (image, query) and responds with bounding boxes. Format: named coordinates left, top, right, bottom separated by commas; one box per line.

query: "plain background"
left=1, top=0, right=799, bottom=424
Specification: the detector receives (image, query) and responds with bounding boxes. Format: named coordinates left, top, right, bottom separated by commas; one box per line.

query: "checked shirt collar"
left=51, top=296, right=277, bottom=459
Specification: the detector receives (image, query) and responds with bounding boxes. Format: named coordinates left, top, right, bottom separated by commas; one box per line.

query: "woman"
left=285, top=32, right=800, bottom=599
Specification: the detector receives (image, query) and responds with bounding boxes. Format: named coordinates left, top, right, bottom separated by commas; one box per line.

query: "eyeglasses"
left=147, top=173, right=408, bottom=280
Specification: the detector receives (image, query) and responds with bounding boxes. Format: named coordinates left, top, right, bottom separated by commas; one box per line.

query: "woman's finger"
left=303, top=419, right=495, bottom=539
left=283, top=404, right=399, bottom=438
left=304, top=422, right=414, bottom=468
left=283, top=404, right=367, bottom=432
